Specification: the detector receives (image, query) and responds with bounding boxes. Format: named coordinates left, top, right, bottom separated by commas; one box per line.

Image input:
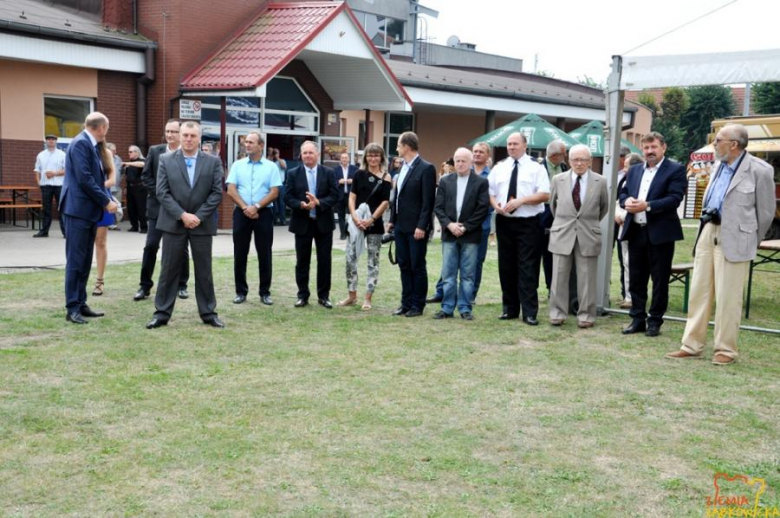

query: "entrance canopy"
left=180, top=2, right=412, bottom=111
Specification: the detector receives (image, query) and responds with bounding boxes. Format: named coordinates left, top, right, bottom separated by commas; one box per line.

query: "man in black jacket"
left=388, top=131, right=437, bottom=317
left=135, top=119, right=190, bottom=301
left=432, top=147, right=489, bottom=320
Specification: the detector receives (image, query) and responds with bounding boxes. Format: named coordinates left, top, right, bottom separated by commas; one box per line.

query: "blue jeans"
left=441, top=240, right=478, bottom=315
left=473, top=226, right=490, bottom=300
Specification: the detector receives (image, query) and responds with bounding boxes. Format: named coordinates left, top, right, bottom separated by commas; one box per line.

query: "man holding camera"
left=666, top=124, right=774, bottom=365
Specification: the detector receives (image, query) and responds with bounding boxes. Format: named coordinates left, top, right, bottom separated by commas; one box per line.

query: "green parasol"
left=468, top=113, right=579, bottom=149
left=568, top=120, right=641, bottom=157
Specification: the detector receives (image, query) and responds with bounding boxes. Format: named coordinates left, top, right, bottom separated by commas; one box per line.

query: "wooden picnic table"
left=0, top=185, right=42, bottom=228
left=745, top=239, right=780, bottom=319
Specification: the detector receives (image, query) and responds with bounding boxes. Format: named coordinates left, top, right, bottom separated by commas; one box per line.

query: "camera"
left=381, top=232, right=395, bottom=244
left=700, top=207, right=721, bottom=225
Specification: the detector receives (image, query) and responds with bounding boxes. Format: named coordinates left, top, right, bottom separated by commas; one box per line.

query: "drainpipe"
left=133, top=0, right=138, bottom=35
left=136, top=47, right=154, bottom=153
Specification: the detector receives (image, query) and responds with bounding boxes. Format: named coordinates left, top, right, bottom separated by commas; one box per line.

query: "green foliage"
left=637, top=91, right=658, bottom=115
left=752, top=82, right=780, bottom=114
left=659, top=87, right=689, bottom=122
left=680, top=85, right=736, bottom=157
left=577, top=75, right=605, bottom=89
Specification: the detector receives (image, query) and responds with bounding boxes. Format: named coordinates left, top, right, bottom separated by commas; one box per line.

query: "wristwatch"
left=645, top=202, right=652, bottom=212
left=254, top=202, right=261, bottom=209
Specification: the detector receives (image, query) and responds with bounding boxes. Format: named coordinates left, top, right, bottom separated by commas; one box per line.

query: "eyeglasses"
left=714, top=138, right=736, bottom=144
left=571, top=158, right=591, bottom=163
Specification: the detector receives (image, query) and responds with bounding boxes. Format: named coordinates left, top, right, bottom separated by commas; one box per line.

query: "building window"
left=44, top=96, right=93, bottom=141
left=354, top=10, right=405, bottom=49
left=385, top=112, right=414, bottom=155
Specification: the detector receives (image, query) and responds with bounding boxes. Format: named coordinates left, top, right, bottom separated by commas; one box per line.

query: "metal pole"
left=597, top=55, right=625, bottom=314
left=743, top=82, right=751, bottom=116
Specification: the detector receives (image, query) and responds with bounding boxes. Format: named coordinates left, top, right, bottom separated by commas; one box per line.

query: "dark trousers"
left=614, top=223, right=626, bottom=299
left=496, top=214, right=542, bottom=318
left=233, top=206, right=274, bottom=297
left=275, top=186, right=287, bottom=224
left=294, top=219, right=333, bottom=300
left=154, top=231, right=217, bottom=321
left=626, top=225, right=675, bottom=327
left=335, top=195, right=349, bottom=237
left=40, top=185, right=64, bottom=235
left=126, top=183, right=148, bottom=231
left=140, top=217, right=189, bottom=292
left=539, top=204, right=554, bottom=291
left=64, top=215, right=96, bottom=312
left=473, top=225, right=491, bottom=299
left=395, top=229, right=429, bottom=311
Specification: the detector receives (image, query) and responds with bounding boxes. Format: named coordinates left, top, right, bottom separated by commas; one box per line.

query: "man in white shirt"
left=33, top=135, right=66, bottom=237
left=488, top=132, right=550, bottom=325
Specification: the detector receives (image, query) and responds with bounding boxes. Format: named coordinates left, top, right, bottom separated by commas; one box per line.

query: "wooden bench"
left=669, top=263, right=694, bottom=313
left=0, top=203, right=43, bottom=228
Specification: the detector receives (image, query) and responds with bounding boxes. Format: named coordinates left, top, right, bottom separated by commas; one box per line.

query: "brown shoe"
left=665, top=350, right=702, bottom=360
left=577, top=321, right=594, bottom=329
left=712, top=353, right=736, bottom=366
left=619, top=299, right=632, bottom=309
left=549, top=319, right=564, bottom=326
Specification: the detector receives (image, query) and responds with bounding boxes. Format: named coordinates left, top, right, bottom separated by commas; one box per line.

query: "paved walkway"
left=0, top=221, right=348, bottom=271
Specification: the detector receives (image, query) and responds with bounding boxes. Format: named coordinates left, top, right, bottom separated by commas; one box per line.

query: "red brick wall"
left=103, top=0, right=134, bottom=31
left=96, top=70, right=137, bottom=163
left=0, top=139, right=43, bottom=187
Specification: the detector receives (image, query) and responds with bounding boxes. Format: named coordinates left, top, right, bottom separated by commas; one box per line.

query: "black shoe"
left=392, top=306, right=409, bottom=316
left=405, top=308, right=423, bottom=318
left=233, top=294, right=247, bottom=304
left=33, top=231, right=48, bottom=238
left=146, top=318, right=168, bottom=329
left=204, top=316, right=225, bottom=328
left=139, top=229, right=148, bottom=234
left=523, top=315, right=539, bottom=326
left=128, top=227, right=139, bottom=232
left=178, top=289, right=189, bottom=299
left=646, top=325, right=661, bottom=337
left=460, top=312, right=474, bottom=321
left=80, top=305, right=105, bottom=318
left=66, top=312, right=88, bottom=324
left=295, top=298, right=309, bottom=308
left=260, top=295, right=273, bottom=306
left=318, top=298, right=333, bottom=309
left=133, top=288, right=150, bottom=301
left=498, top=313, right=519, bottom=320
left=622, top=320, right=647, bottom=335
left=426, top=295, right=443, bottom=304
left=433, top=310, right=453, bottom=320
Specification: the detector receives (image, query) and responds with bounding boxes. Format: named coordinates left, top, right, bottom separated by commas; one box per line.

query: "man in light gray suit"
left=146, top=121, right=224, bottom=329
left=548, top=144, right=609, bottom=328
left=666, top=124, right=775, bottom=365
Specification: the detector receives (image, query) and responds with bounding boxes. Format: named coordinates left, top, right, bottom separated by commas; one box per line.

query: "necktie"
left=185, top=157, right=195, bottom=187
left=307, top=168, right=316, bottom=218
left=572, top=175, right=582, bottom=211
left=506, top=160, right=519, bottom=213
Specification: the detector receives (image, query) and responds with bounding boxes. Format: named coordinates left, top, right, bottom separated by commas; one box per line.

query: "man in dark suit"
left=388, top=131, right=437, bottom=317
left=146, top=121, right=224, bottom=329
left=284, top=140, right=340, bottom=308
left=135, top=119, right=190, bottom=302
left=433, top=147, right=489, bottom=320
left=335, top=152, right=357, bottom=240
left=60, top=112, right=118, bottom=324
left=618, top=131, right=687, bottom=336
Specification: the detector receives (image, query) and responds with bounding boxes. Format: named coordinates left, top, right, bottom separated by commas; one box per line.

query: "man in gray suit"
left=547, top=144, right=609, bottom=328
left=146, top=121, right=224, bottom=329
left=666, top=124, right=775, bottom=365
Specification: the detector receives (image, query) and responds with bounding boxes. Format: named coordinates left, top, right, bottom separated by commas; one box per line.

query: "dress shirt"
left=635, top=158, right=664, bottom=224
left=341, top=165, right=350, bottom=193
left=35, top=148, right=66, bottom=187
left=476, top=166, right=493, bottom=231
left=487, top=154, right=549, bottom=218
left=547, top=160, right=563, bottom=179
left=306, top=166, right=317, bottom=218
left=704, top=152, right=744, bottom=212
left=456, top=173, right=469, bottom=220
left=570, top=170, right=589, bottom=206
left=395, top=153, right=419, bottom=211
left=227, top=156, right=282, bottom=207
left=183, top=153, right=198, bottom=187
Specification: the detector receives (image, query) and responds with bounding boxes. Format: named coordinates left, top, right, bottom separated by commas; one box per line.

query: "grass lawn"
left=1, top=224, right=778, bottom=516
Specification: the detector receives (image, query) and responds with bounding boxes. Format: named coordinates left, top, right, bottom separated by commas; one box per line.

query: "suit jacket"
left=142, top=143, right=169, bottom=220
left=434, top=172, right=490, bottom=244
left=284, top=164, right=340, bottom=235
left=694, top=152, right=775, bottom=262
left=337, top=164, right=358, bottom=196
left=549, top=170, right=610, bottom=257
left=390, top=156, right=437, bottom=233
left=618, top=158, right=686, bottom=244
left=155, top=150, right=224, bottom=236
left=59, top=130, right=110, bottom=222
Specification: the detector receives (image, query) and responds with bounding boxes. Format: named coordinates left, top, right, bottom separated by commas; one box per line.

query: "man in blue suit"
left=618, top=131, right=687, bottom=336
left=60, top=112, right=118, bottom=324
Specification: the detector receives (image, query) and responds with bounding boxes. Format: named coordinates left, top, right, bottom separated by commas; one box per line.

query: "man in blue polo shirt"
left=226, top=131, right=282, bottom=305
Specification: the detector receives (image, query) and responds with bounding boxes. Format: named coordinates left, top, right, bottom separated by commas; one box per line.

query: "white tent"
left=598, top=49, right=780, bottom=313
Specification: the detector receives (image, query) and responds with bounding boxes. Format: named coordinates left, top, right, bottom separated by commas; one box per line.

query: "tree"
left=577, top=75, right=605, bottom=89
left=680, top=85, right=736, bottom=156
left=752, top=82, right=780, bottom=114
left=636, top=92, right=658, bottom=114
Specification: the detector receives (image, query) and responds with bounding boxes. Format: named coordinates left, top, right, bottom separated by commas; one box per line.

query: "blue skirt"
left=97, top=210, right=115, bottom=227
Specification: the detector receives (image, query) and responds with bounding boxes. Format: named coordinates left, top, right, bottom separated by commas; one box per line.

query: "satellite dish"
left=446, top=35, right=460, bottom=48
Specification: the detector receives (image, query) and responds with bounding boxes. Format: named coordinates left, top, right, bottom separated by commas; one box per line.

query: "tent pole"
left=597, top=55, right=626, bottom=314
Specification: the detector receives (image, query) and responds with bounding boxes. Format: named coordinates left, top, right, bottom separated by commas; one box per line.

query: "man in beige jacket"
left=666, top=124, right=775, bottom=365
left=548, top=144, right=610, bottom=327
